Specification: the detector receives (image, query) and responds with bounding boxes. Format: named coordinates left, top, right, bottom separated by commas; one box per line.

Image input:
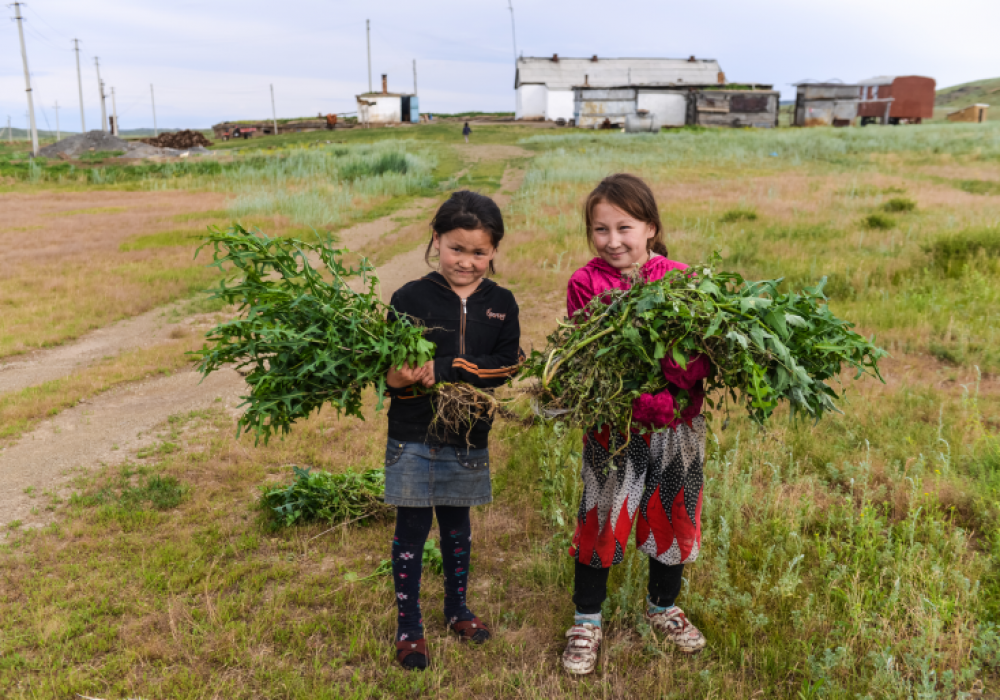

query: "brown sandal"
left=450, top=617, right=491, bottom=644
left=395, top=638, right=428, bottom=670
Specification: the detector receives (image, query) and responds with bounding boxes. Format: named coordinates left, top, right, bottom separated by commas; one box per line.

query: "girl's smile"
left=590, top=200, right=657, bottom=270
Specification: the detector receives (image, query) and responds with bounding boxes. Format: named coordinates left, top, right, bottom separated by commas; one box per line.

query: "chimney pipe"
left=382, top=74, right=388, bottom=94
left=552, top=53, right=559, bottom=62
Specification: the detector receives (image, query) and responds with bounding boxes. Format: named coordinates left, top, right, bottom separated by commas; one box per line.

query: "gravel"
left=39, top=130, right=130, bottom=158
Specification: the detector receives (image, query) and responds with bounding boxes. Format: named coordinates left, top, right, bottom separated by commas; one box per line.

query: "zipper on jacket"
left=460, top=298, right=467, bottom=354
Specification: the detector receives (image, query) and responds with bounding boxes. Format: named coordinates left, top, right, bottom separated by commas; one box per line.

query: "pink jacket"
left=566, top=256, right=710, bottom=429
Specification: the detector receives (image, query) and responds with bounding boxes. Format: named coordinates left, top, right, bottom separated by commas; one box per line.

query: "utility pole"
left=12, top=2, right=39, bottom=156
left=95, top=58, right=107, bottom=132
left=366, top=19, right=372, bottom=94
left=73, top=39, right=86, bottom=132
left=413, top=59, right=418, bottom=95
left=110, top=87, right=118, bottom=135
left=508, top=1, right=518, bottom=64
left=270, top=84, right=278, bottom=137
left=54, top=101, right=60, bottom=141
left=150, top=84, right=158, bottom=136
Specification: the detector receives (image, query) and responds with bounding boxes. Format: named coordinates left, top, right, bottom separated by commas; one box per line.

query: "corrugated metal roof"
left=516, top=57, right=722, bottom=89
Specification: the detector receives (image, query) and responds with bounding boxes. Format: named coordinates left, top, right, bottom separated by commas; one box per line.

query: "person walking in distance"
left=463, top=122, right=472, bottom=144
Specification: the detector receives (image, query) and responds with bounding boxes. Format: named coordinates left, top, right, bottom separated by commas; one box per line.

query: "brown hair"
left=424, top=190, right=504, bottom=274
left=584, top=173, right=667, bottom=257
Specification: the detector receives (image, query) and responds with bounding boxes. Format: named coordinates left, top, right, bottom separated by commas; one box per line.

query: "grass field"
left=2, top=121, right=1000, bottom=698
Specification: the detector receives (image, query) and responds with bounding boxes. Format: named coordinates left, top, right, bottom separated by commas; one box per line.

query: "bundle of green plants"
left=522, top=255, right=886, bottom=435
left=260, top=466, right=389, bottom=528
left=196, top=225, right=435, bottom=442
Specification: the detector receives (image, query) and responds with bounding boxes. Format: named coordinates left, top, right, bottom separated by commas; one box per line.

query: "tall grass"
left=222, top=143, right=435, bottom=229
left=520, top=123, right=1000, bottom=185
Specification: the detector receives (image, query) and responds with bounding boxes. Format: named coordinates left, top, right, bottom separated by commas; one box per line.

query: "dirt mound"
left=39, top=130, right=129, bottom=158
left=141, top=130, right=213, bottom=149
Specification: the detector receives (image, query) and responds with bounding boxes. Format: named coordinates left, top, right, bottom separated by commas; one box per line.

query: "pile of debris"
left=140, top=130, right=213, bottom=149
left=38, top=130, right=130, bottom=158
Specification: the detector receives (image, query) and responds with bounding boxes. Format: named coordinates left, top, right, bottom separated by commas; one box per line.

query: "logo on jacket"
left=486, top=308, right=506, bottom=321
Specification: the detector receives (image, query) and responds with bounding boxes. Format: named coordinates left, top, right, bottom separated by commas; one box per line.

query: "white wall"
left=637, top=91, right=687, bottom=127
left=546, top=90, right=576, bottom=122
left=516, top=85, right=547, bottom=120
left=359, top=95, right=402, bottom=124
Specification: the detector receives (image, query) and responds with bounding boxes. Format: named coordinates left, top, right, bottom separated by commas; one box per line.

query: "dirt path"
left=0, top=145, right=533, bottom=531
left=0, top=368, right=246, bottom=529
left=0, top=302, right=206, bottom=396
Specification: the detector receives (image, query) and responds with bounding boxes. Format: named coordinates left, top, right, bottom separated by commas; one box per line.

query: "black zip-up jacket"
left=387, top=272, right=522, bottom=449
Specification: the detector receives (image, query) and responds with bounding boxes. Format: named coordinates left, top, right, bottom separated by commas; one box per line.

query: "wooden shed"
left=947, top=104, right=990, bottom=123
left=857, top=76, right=936, bottom=125
left=793, top=83, right=861, bottom=127
left=693, top=89, right=780, bottom=128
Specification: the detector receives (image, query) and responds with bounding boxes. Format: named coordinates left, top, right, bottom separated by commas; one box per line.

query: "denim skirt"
left=383, top=440, right=492, bottom=507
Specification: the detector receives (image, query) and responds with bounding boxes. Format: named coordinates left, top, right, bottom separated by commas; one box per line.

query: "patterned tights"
left=392, top=506, right=476, bottom=642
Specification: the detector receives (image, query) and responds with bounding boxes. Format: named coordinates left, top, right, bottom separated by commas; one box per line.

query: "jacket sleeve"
left=384, top=291, right=418, bottom=397
left=433, top=304, right=523, bottom=389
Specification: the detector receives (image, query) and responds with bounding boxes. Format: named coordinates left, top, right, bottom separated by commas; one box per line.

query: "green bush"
left=881, top=197, right=917, bottom=213
left=339, top=151, right=409, bottom=180
left=923, top=227, right=1000, bottom=276
left=862, top=213, right=896, bottom=230
left=720, top=207, right=758, bottom=223
left=958, top=179, right=1000, bottom=196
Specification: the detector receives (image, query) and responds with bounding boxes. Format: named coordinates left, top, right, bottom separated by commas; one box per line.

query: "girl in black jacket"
left=384, top=190, right=522, bottom=671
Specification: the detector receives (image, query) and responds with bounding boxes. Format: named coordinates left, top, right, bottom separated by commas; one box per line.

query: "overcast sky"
left=1, top=0, right=997, bottom=132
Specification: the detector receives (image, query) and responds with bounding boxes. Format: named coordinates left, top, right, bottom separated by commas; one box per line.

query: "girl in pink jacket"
left=562, top=173, right=711, bottom=675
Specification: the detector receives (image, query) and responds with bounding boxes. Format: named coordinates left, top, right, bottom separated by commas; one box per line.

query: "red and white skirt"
left=570, top=416, right=706, bottom=568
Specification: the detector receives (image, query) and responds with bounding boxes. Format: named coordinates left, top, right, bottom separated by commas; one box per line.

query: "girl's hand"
left=387, top=360, right=436, bottom=389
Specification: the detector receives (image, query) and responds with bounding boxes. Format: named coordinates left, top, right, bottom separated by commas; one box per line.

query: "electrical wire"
left=22, top=4, right=71, bottom=41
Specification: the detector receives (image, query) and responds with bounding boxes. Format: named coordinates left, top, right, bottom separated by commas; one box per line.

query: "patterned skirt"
left=570, top=416, right=706, bottom=568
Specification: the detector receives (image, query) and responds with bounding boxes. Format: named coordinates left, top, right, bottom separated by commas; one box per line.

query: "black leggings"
left=394, top=505, right=469, bottom=543
left=573, top=558, right=684, bottom=615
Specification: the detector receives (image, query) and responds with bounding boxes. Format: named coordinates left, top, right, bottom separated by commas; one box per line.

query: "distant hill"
left=936, top=77, right=1000, bottom=109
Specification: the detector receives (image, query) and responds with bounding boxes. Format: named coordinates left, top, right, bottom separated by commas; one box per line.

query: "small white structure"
left=356, top=74, right=419, bottom=126
left=515, top=55, right=725, bottom=122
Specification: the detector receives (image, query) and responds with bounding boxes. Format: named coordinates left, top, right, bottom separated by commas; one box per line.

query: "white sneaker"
left=562, top=623, right=602, bottom=675
left=645, top=606, right=706, bottom=653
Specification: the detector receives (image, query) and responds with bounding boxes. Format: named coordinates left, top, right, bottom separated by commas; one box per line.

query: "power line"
left=22, top=3, right=70, bottom=40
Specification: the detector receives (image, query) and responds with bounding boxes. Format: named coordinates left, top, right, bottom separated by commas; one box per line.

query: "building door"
left=401, top=96, right=411, bottom=122
left=637, top=92, right=687, bottom=127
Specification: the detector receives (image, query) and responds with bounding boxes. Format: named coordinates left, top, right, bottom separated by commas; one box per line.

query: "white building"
left=515, top=55, right=725, bottom=122
left=356, top=74, right=419, bottom=125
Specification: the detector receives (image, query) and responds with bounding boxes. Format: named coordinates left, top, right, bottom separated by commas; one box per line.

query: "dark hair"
left=584, top=173, right=667, bottom=257
left=425, top=190, right=505, bottom=274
